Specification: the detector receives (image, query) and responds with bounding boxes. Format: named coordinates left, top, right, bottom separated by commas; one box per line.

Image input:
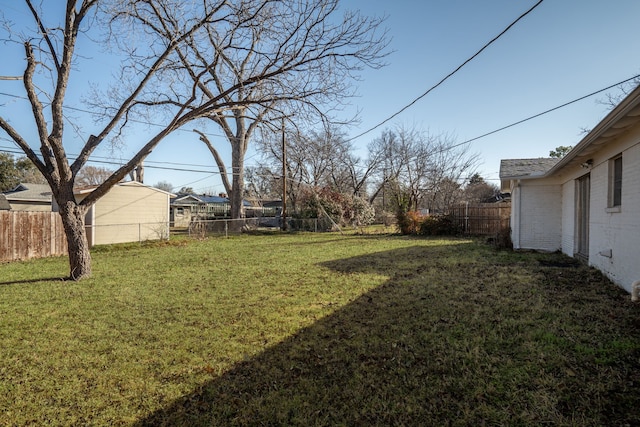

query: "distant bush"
left=419, top=214, right=460, bottom=236
left=296, top=187, right=376, bottom=228
left=396, top=211, right=460, bottom=236
left=396, top=210, right=424, bottom=235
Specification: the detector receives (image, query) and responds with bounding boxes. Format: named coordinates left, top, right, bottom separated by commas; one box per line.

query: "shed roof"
left=499, top=158, right=560, bottom=179
left=74, top=180, right=175, bottom=196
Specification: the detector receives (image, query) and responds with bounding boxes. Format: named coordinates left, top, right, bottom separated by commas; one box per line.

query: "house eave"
left=544, top=84, right=640, bottom=177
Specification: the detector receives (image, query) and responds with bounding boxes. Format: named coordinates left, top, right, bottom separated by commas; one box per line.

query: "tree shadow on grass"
left=135, top=245, right=640, bottom=426
left=0, top=276, right=68, bottom=286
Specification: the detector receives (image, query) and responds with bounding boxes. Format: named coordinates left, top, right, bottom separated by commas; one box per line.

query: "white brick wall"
left=507, top=108, right=640, bottom=294
left=586, top=141, right=640, bottom=292
left=514, top=183, right=562, bottom=251
left=560, top=182, right=575, bottom=256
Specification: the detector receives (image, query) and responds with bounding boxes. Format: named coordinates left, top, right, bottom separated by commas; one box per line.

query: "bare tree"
left=367, top=125, right=477, bottom=214
left=153, top=181, right=174, bottom=193
left=463, top=173, right=499, bottom=204
left=75, top=166, right=115, bottom=187
left=255, top=124, right=365, bottom=213
left=597, top=77, right=640, bottom=110
left=0, top=0, right=386, bottom=279
left=126, top=0, right=389, bottom=221
left=244, top=165, right=280, bottom=200
left=0, top=1, right=232, bottom=279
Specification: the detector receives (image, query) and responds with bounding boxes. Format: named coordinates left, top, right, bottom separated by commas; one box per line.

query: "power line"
left=0, top=143, right=220, bottom=174
left=4, top=73, right=639, bottom=175
left=444, top=73, right=640, bottom=152
left=3, top=74, right=639, bottom=181
left=347, top=0, right=545, bottom=142
left=0, top=91, right=227, bottom=140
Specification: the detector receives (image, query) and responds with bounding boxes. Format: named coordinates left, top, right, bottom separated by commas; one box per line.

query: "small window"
left=609, top=155, right=622, bottom=208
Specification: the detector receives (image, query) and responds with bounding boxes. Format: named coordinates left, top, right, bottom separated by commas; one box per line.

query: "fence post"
left=465, top=201, right=469, bottom=234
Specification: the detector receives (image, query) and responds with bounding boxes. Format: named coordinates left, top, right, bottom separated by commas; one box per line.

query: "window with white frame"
left=608, top=154, right=622, bottom=208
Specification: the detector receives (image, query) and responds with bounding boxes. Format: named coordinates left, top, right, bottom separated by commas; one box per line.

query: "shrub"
left=493, top=227, right=513, bottom=250
left=396, top=210, right=425, bottom=235
left=296, top=187, right=376, bottom=228
left=419, top=214, right=460, bottom=236
left=350, top=195, right=376, bottom=227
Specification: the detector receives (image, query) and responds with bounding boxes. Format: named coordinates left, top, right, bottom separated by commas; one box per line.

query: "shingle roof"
left=171, top=194, right=252, bottom=206
left=499, top=158, right=560, bottom=179
left=3, top=183, right=52, bottom=202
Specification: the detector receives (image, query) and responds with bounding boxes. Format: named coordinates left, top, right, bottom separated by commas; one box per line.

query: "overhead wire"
left=1, top=0, right=545, bottom=149
left=2, top=0, right=636, bottom=190
left=0, top=91, right=227, bottom=140
left=2, top=73, right=639, bottom=176
left=346, top=0, right=545, bottom=143
left=433, top=73, right=640, bottom=154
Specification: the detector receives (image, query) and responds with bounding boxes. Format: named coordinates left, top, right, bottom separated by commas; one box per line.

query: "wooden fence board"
left=0, top=211, right=67, bottom=262
left=447, top=203, right=511, bottom=236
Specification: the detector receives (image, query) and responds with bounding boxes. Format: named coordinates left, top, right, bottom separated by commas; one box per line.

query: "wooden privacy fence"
left=447, top=203, right=511, bottom=236
left=0, top=211, right=68, bottom=262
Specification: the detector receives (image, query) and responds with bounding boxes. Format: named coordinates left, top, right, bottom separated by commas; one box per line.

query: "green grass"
left=1, top=232, right=639, bottom=426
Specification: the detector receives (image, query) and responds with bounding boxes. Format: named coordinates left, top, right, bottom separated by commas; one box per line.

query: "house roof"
left=499, top=158, right=560, bottom=179
left=74, top=180, right=175, bottom=196
left=171, top=194, right=252, bottom=206
left=3, top=183, right=52, bottom=202
left=501, top=83, right=640, bottom=183
left=171, top=194, right=228, bottom=205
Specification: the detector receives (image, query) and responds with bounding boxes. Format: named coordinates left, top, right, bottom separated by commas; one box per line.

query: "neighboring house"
left=170, top=194, right=255, bottom=226
left=500, top=85, right=640, bottom=295
left=54, top=181, right=173, bottom=247
left=1, top=183, right=52, bottom=211
left=170, top=194, right=230, bottom=227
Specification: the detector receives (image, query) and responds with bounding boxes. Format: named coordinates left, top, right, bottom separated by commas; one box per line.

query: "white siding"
left=92, top=183, right=169, bottom=245
left=76, top=182, right=171, bottom=246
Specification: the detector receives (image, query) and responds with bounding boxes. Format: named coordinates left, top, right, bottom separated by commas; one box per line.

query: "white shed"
left=73, top=181, right=173, bottom=247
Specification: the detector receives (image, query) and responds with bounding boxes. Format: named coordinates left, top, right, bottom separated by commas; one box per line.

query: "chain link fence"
left=186, top=217, right=337, bottom=237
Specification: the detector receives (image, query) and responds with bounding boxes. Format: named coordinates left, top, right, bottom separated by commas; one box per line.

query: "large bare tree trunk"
left=56, top=193, right=91, bottom=281
left=230, top=141, right=245, bottom=227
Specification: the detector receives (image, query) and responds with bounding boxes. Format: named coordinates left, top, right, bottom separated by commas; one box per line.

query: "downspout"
left=631, top=280, right=640, bottom=302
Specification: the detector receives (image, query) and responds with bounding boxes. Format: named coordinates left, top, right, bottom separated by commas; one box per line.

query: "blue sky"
left=1, top=0, right=640, bottom=193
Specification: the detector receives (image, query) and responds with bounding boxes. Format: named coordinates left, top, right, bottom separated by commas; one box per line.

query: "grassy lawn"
left=1, top=232, right=639, bottom=426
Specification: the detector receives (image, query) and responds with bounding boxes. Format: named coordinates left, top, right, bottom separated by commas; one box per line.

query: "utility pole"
left=281, top=117, right=287, bottom=231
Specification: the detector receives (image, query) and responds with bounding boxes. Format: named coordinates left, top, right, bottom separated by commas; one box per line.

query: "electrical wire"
left=0, top=91, right=226, bottom=140
left=437, top=73, right=640, bottom=153
left=3, top=73, right=639, bottom=178
left=346, top=0, right=545, bottom=143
